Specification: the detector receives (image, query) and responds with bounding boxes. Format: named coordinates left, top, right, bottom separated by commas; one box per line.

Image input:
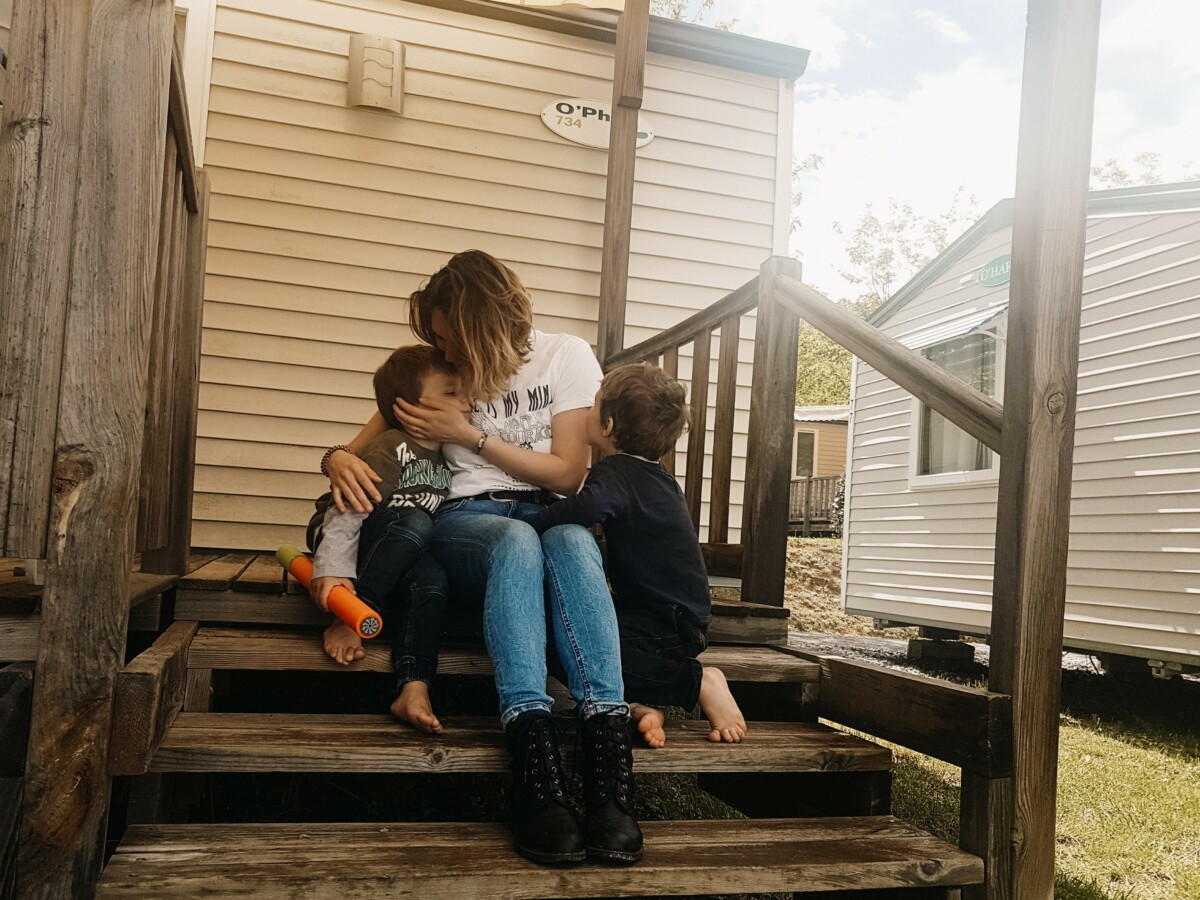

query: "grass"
left=788, top=538, right=1200, bottom=900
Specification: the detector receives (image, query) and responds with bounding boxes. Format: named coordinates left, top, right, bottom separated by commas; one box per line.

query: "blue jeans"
left=431, top=496, right=627, bottom=725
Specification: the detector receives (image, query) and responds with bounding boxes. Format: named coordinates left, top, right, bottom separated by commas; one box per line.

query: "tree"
left=793, top=191, right=979, bottom=405
left=1091, top=152, right=1200, bottom=189
left=650, top=0, right=735, bottom=30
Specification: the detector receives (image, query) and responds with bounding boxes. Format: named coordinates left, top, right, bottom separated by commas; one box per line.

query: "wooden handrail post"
left=741, top=256, right=802, bottom=606
left=596, top=0, right=649, bottom=362
left=13, top=1, right=175, bottom=896
left=983, top=1, right=1102, bottom=898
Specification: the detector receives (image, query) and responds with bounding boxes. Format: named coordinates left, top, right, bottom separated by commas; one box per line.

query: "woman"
left=325, top=250, right=642, bottom=866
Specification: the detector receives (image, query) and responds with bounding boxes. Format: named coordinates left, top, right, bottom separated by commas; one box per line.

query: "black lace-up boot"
left=580, top=712, right=644, bottom=863
left=505, top=712, right=585, bottom=865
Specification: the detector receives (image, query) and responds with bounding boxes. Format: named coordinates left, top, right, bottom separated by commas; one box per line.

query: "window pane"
left=918, top=334, right=996, bottom=475
left=794, top=431, right=815, bottom=477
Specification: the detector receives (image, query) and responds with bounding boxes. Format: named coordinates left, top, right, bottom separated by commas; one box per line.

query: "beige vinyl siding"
left=793, top=422, right=847, bottom=478
left=193, top=0, right=785, bottom=550
left=845, top=204, right=1200, bottom=665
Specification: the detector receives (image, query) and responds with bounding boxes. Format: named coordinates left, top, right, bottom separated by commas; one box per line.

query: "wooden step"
left=97, top=818, right=984, bottom=897
left=150, top=714, right=887, bottom=774
left=187, top=627, right=819, bottom=683
left=175, top=552, right=788, bottom=644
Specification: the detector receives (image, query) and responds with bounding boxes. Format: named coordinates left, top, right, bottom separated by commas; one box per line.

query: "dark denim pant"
left=349, top=505, right=448, bottom=690
left=616, top=605, right=707, bottom=710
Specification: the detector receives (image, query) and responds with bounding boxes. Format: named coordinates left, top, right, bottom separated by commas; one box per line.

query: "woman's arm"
left=395, top=398, right=591, bottom=495
left=324, top=411, right=388, bottom=513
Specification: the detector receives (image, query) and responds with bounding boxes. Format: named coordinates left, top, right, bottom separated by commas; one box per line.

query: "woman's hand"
left=310, top=575, right=354, bottom=612
left=394, top=396, right=477, bottom=446
left=326, top=448, right=382, bottom=513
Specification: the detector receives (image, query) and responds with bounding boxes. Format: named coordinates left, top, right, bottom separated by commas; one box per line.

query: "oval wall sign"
left=540, top=98, right=655, bottom=150
left=978, top=254, right=1012, bottom=286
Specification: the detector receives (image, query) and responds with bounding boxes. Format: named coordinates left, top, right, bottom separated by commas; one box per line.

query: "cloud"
left=792, top=59, right=1022, bottom=297
left=914, top=9, right=973, bottom=45
left=722, top=0, right=856, bottom=73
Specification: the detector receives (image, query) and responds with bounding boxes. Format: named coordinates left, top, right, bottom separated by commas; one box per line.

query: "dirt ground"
left=781, top=537, right=917, bottom=639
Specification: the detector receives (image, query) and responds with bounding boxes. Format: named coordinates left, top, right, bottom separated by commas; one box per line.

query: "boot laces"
left=583, top=716, right=632, bottom=807
left=521, top=718, right=568, bottom=804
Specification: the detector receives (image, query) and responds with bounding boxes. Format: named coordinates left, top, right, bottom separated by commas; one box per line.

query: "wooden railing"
left=137, top=43, right=210, bottom=575
left=788, top=475, right=841, bottom=533
left=605, top=258, right=803, bottom=606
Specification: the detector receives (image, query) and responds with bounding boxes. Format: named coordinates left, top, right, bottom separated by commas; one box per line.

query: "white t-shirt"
left=445, top=330, right=602, bottom=499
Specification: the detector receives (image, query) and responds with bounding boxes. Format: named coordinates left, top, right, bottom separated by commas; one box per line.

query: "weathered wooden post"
left=597, top=0, right=650, bottom=362
left=981, top=1, right=1102, bottom=898
left=0, top=0, right=176, bottom=896
left=741, top=256, right=802, bottom=605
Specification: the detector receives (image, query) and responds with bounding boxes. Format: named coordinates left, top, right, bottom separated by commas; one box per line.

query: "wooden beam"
left=960, top=773, right=1014, bottom=900
left=596, top=0, right=649, bottom=362
left=16, top=2, right=175, bottom=896
left=741, top=256, right=802, bottom=606
left=708, top=314, right=741, bottom=542
left=773, top=275, right=1003, bottom=453
left=790, top=649, right=1012, bottom=778
left=606, top=276, right=759, bottom=369
left=683, top=329, right=711, bottom=531
left=0, top=0, right=90, bottom=558
left=141, top=170, right=211, bottom=575
left=109, top=622, right=199, bottom=776
left=988, top=2, right=1101, bottom=897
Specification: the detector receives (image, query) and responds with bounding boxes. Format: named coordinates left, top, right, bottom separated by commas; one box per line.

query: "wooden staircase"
left=94, top=555, right=986, bottom=898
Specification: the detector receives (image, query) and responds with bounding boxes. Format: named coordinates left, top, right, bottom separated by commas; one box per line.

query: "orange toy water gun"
left=276, top=545, right=383, bottom=639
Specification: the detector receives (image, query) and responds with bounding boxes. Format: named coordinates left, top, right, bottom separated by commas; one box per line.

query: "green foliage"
left=1091, top=151, right=1200, bottom=190
left=793, top=190, right=977, bottom=403
left=795, top=325, right=851, bottom=404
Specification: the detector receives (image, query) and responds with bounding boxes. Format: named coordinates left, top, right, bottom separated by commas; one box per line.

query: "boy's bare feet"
left=323, top=620, right=365, bottom=666
left=629, top=703, right=666, bottom=748
left=391, top=680, right=443, bottom=734
left=699, top=667, right=747, bottom=743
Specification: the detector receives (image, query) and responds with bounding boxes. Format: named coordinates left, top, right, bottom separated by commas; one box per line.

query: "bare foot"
left=630, top=703, right=666, bottom=748
left=391, top=681, right=443, bottom=734
left=699, top=667, right=747, bottom=743
left=323, top=620, right=365, bottom=666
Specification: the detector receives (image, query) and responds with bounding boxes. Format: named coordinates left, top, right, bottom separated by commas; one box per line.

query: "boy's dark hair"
left=374, top=345, right=456, bottom=429
left=599, top=362, right=689, bottom=459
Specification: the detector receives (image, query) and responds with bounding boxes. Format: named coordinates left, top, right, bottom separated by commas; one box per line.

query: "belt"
left=469, top=489, right=557, bottom=506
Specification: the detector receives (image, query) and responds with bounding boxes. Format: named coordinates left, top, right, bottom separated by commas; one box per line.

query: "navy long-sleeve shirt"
left=527, top=453, right=711, bottom=626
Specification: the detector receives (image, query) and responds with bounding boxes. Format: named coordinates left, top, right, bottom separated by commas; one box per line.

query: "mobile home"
left=844, top=182, right=1200, bottom=676
left=173, top=0, right=808, bottom=551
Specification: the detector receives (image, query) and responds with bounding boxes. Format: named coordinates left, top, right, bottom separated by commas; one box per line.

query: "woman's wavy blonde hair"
left=408, top=250, right=534, bottom=402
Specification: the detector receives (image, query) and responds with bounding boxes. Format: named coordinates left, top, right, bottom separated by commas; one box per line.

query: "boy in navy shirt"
left=528, top=363, right=747, bottom=746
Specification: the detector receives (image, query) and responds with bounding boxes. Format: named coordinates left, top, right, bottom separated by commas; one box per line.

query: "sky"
left=695, top=0, right=1199, bottom=298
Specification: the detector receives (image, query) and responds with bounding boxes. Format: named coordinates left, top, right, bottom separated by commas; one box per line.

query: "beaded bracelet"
left=320, top=444, right=352, bottom=477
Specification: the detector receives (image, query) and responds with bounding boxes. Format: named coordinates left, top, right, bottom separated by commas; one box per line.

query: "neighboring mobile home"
left=843, top=182, right=1200, bottom=675
left=170, top=0, right=808, bottom=551
left=789, top=404, right=847, bottom=533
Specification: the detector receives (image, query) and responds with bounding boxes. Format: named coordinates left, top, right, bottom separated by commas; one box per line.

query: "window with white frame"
left=917, top=332, right=998, bottom=476
left=793, top=429, right=816, bottom=478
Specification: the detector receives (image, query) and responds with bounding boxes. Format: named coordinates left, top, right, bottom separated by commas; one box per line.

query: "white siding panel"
left=195, top=0, right=784, bottom=549
left=845, top=201, right=1200, bottom=664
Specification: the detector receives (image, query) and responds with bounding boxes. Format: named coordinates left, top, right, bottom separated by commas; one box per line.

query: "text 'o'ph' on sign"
left=978, top=254, right=1012, bottom=286
left=540, top=98, right=655, bottom=150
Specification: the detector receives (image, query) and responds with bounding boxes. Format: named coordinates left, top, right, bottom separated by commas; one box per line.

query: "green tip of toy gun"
left=276, top=545, right=304, bottom=570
